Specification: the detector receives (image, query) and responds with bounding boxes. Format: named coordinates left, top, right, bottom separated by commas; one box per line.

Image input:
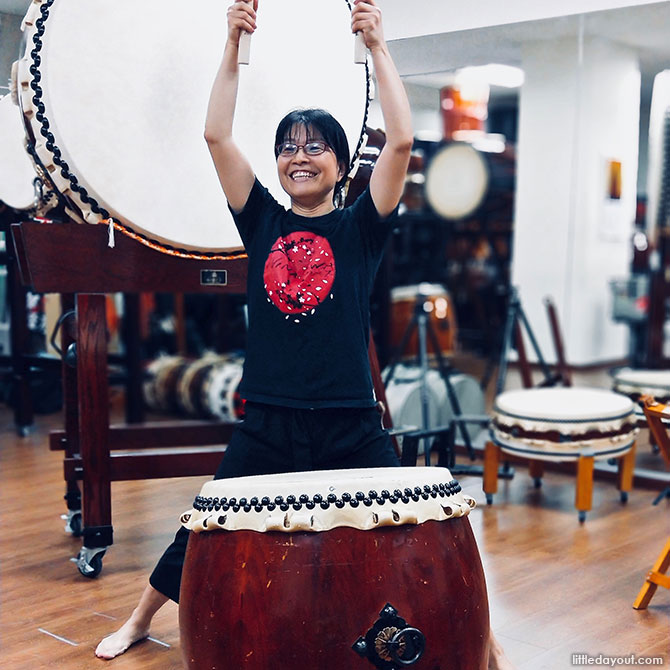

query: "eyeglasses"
left=275, top=141, right=329, bottom=157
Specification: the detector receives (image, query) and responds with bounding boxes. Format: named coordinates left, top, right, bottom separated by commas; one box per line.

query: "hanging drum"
left=425, top=143, right=489, bottom=220
left=179, top=467, right=489, bottom=670
left=17, top=0, right=369, bottom=256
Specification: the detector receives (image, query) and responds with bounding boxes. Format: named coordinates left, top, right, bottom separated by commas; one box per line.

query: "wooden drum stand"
left=12, top=220, right=248, bottom=576
left=633, top=399, right=670, bottom=609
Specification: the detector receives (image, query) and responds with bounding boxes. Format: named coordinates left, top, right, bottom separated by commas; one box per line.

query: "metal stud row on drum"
left=192, top=481, right=463, bottom=514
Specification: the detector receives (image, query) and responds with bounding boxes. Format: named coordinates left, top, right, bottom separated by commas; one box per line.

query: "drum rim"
left=19, top=0, right=371, bottom=259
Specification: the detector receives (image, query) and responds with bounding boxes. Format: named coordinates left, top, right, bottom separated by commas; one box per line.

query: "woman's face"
left=276, top=124, right=344, bottom=210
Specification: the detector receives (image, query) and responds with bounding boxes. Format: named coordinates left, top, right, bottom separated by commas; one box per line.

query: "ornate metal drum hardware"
left=353, top=603, right=426, bottom=668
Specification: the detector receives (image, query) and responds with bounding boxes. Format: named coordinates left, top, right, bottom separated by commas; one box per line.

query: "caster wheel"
left=64, top=511, right=83, bottom=537
left=620, top=491, right=629, bottom=504
left=533, top=477, right=542, bottom=489
left=578, top=511, right=586, bottom=523
left=485, top=494, right=493, bottom=505
left=77, top=548, right=106, bottom=578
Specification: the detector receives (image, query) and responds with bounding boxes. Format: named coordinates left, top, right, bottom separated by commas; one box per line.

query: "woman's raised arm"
left=204, top=0, right=258, bottom=212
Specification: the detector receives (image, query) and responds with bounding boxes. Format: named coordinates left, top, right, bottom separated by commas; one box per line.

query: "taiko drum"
left=179, top=467, right=489, bottom=670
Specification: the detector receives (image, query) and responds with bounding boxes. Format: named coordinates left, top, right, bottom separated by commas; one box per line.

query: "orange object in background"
left=440, top=85, right=488, bottom=141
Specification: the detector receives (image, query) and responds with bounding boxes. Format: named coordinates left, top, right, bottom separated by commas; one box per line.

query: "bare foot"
left=95, top=620, right=149, bottom=660
left=488, top=632, right=515, bottom=670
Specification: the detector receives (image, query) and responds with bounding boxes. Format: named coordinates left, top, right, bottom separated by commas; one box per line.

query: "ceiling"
left=390, top=2, right=670, bottom=102
left=3, top=0, right=669, bottom=102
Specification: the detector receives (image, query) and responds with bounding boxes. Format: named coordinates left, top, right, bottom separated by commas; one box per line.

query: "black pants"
left=149, top=402, right=399, bottom=602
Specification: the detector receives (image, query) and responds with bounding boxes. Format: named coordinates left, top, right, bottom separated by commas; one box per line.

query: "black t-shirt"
left=230, top=178, right=395, bottom=408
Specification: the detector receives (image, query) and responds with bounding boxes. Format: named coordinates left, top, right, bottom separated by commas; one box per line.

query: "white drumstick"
left=354, top=31, right=367, bottom=64
left=237, top=0, right=253, bottom=65
left=238, top=31, right=251, bottom=65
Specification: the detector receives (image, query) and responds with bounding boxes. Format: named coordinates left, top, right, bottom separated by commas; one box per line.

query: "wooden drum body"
left=390, top=284, right=457, bottom=358
left=180, top=468, right=489, bottom=670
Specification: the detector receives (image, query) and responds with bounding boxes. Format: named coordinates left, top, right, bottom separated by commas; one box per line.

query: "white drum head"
left=494, top=387, right=634, bottom=424
left=18, top=0, right=368, bottom=254
left=425, top=143, right=488, bottom=220
left=0, top=95, right=36, bottom=210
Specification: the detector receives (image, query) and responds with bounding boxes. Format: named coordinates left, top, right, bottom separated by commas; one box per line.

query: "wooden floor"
left=1, top=397, right=669, bottom=669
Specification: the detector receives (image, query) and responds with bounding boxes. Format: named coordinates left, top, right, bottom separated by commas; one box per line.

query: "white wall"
left=379, top=0, right=662, bottom=40
left=512, top=35, right=639, bottom=365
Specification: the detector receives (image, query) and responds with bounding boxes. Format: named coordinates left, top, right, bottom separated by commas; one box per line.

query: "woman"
left=96, top=4, right=514, bottom=667
left=96, top=0, right=414, bottom=659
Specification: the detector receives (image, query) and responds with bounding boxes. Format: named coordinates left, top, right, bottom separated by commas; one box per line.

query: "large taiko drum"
left=179, top=467, right=489, bottom=670
left=390, top=283, right=458, bottom=358
left=491, top=387, right=638, bottom=462
left=17, top=0, right=369, bottom=256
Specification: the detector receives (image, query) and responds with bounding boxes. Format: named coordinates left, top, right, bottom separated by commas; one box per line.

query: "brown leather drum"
left=390, top=284, right=458, bottom=358
left=179, top=467, right=489, bottom=670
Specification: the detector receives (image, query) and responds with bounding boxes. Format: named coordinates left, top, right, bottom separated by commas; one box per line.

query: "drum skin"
left=180, top=518, right=489, bottom=670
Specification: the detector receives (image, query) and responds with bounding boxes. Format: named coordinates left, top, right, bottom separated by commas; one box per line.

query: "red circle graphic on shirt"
left=263, top=232, right=335, bottom=316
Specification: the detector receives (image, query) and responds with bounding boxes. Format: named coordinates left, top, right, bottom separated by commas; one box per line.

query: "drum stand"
left=384, top=297, right=512, bottom=480
left=482, top=287, right=568, bottom=396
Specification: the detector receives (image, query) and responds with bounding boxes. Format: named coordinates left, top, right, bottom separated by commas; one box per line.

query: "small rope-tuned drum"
left=490, top=387, right=638, bottom=462
left=143, top=355, right=190, bottom=414
left=612, top=368, right=670, bottom=422
left=390, top=284, right=457, bottom=358
left=179, top=467, right=489, bottom=670
left=199, top=357, right=245, bottom=421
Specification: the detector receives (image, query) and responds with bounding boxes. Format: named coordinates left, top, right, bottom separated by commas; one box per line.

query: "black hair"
left=274, top=108, right=351, bottom=204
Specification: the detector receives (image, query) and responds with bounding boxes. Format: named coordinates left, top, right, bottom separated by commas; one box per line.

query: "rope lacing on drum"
left=192, top=480, right=462, bottom=514
left=24, top=0, right=247, bottom=261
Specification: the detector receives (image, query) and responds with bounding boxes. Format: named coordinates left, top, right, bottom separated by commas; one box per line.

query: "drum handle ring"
left=388, top=627, right=425, bottom=666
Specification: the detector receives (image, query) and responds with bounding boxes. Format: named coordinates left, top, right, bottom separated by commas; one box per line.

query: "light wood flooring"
left=1, top=387, right=669, bottom=669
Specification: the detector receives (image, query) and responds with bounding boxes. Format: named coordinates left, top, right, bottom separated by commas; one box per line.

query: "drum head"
left=18, top=0, right=368, bottom=253
left=494, top=387, right=634, bottom=423
left=0, top=95, right=35, bottom=210
left=425, top=143, right=488, bottom=220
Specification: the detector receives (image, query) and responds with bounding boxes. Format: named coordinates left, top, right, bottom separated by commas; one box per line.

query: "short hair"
left=274, top=108, right=351, bottom=201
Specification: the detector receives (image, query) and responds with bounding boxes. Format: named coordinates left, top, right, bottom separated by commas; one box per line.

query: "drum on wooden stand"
left=179, top=467, right=489, bottom=670
left=17, top=0, right=370, bottom=257
left=484, top=387, right=639, bottom=520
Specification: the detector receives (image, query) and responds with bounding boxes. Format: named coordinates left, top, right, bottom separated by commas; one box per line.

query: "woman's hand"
left=227, top=0, right=258, bottom=46
left=351, top=0, right=385, bottom=52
